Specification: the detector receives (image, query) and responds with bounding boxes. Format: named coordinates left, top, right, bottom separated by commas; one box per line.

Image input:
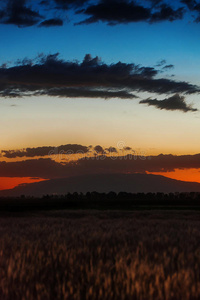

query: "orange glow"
left=149, top=168, right=200, bottom=183
left=0, top=177, right=46, bottom=191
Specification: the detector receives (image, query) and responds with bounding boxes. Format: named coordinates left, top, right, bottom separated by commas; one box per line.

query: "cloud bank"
left=1, top=144, right=90, bottom=158
left=0, top=53, right=198, bottom=111
left=1, top=143, right=133, bottom=159
left=1, top=153, right=200, bottom=178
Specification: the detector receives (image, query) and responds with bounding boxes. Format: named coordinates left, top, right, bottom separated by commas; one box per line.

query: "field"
left=0, top=210, right=200, bottom=300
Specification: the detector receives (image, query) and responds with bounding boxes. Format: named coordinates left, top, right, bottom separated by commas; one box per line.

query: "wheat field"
left=0, top=210, right=200, bottom=300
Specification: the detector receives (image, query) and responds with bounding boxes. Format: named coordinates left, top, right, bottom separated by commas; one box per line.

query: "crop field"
left=0, top=210, right=200, bottom=300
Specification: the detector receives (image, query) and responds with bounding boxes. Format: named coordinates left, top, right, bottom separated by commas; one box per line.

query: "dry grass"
left=0, top=210, right=200, bottom=300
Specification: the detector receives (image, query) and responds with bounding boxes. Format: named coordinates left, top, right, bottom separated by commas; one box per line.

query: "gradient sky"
left=1, top=0, right=200, bottom=190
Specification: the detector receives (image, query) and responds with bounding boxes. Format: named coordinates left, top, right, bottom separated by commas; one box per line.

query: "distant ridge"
left=1, top=173, right=200, bottom=197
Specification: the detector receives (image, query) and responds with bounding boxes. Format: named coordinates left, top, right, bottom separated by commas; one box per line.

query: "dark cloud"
left=149, top=0, right=163, bottom=8
left=72, top=153, right=200, bottom=175
left=106, top=147, right=118, bottom=153
left=0, top=10, right=5, bottom=19
left=40, top=1, right=48, bottom=4
left=0, top=0, right=42, bottom=27
left=140, top=94, right=198, bottom=112
left=181, top=0, right=200, bottom=22
left=0, top=0, right=197, bottom=27
left=1, top=144, right=89, bottom=158
left=1, top=143, right=133, bottom=159
left=0, top=53, right=199, bottom=101
left=123, top=146, right=133, bottom=151
left=54, top=0, right=89, bottom=9
left=76, top=0, right=185, bottom=25
left=137, top=66, right=158, bottom=78
left=156, top=59, right=166, bottom=67
left=94, top=145, right=104, bottom=154
left=162, top=64, right=174, bottom=70
left=0, top=0, right=89, bottom=28
left=39, top=18, right=63, bottom=27
left=0, top=159, right=65, bottom=178
left=40, top=87, right=137, bottom=99
left=181, top=0, right=200, bottom=12
left=150, top=4, right=184, bottom=23
left=76, top=1, right=151, bottom=25
left=0, top=89, right=24, bottom=98
left=1, top=153, right=200, bottom=178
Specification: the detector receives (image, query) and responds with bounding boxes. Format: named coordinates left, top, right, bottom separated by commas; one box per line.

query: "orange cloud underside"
left=149, top=168, right=200, bottom=183
left=0, top=177, right=46, bottom=191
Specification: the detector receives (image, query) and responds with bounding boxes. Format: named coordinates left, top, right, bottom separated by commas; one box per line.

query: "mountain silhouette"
left=1, top=173, right=200, bottom=197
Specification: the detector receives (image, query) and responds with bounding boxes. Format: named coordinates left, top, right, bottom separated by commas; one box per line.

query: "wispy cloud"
left=39, top=18, right=63, bottom=27
left=140, top=94, right=198, bottom=112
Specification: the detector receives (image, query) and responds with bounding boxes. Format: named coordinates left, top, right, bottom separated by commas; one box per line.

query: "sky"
left=1, top=0, right=200, bottom=191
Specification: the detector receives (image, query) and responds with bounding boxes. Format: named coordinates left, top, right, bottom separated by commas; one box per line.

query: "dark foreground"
left=1, top=192, right=200, bottom=211
left=0, top=210, right=200, bottom=300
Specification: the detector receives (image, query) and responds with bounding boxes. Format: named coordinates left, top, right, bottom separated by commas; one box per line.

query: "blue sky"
left=0, top=16, right=200, bottom=87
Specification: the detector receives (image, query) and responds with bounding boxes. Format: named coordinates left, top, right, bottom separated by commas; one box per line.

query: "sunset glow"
left=0, top=0, right=200, bottom=195
left=0, top=177, right=46, bottom=191
left=149, top=169, right=200, bottom=184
